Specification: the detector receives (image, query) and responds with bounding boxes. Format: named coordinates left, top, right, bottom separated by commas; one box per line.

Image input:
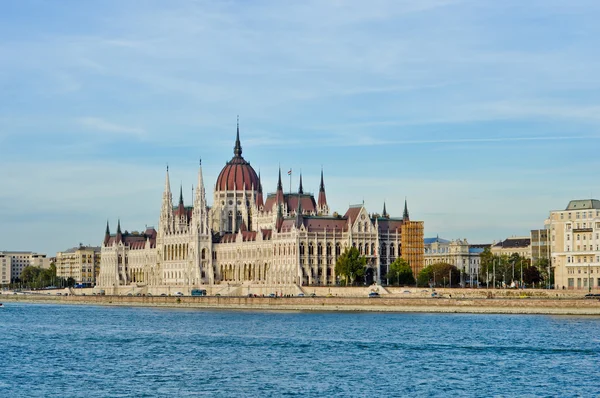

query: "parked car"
left=298, top=293, right=305, bottom=297
left=268, top=293, right=276, bottom=298
left=368, top=292, right=380, bottom=298
left=174, top=292, right=184, bottom=296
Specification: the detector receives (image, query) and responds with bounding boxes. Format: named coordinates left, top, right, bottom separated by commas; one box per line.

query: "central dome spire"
left=234, top=115, right=242, bottom=157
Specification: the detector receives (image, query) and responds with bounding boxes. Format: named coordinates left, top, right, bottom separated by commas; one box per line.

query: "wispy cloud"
left=77, top=117, right=145, bottom=136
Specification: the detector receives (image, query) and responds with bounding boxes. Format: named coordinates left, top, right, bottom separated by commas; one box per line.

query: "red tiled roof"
left=264, top=193, right=317, bottom=213
left=216, top=156, right=259, bottom=192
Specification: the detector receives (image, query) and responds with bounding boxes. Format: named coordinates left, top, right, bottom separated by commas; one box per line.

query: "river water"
left=1, top=303, right=599, bottom=397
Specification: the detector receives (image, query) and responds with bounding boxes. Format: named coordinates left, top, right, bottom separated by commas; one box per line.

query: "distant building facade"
left=530, top=229, right=550, bottom=263
left=0, top=251, right=50, bottom=283
left=0, top=254, right=11, bottom=285
left=98, top=123, right=424, bottom=293
left=547, top=199, right=600, bottom=290
left=56, top=246, right=102, bottom=286
left=423, top=237, right=489, bottom=284
left=491, top=237, right=531, bottom=259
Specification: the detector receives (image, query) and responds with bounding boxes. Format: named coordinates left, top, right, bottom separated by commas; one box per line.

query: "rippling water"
left=1, top=303, right=599, bottom=397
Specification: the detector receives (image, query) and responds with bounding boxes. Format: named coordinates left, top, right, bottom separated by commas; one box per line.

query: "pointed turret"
left=160, top=166, right=174, bottom=234
left=104, top=220, right=111, bottom=246
left=318, top=168, right=328, bottom=213
left=276, top=166, right=284, bottom=205
left=382, top=202, right=389, bottom=218
left=234, top=115, right=242, bottom=158
left=116, top=219, right=123, bottom=243
left=193, top=158, right=209, bottom=235
left=178, top=184, right=184, bottom=207
left=276, top=203, right=284, bottom=232
left=255, top=171, right=264, bottom=208
left=403, top=198, right=410, bottom=221
left=298, top=172, right=304, bottom=194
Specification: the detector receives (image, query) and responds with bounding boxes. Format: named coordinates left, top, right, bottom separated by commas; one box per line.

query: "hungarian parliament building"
left=97, top=123, right=424, bottom=293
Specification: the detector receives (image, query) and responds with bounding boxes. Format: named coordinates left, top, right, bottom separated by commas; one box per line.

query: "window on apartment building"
left=577, top=213, right=580, bottom=219
left=578, top=258, right=581, bottom=263
left=577, top=234, right=581, bottom=240
left=568, top=278, right=574, bottom=287
left=568, top=257, right=571, bottom=263
left=568, top=213, right=572, bottom=219
left=561, top=213, right=564, bottom=219
left=584, top=245, right=587, bottom=251
left=567, top=235, right=570, bottom=241
left=583, top=212, right=587, bottom=219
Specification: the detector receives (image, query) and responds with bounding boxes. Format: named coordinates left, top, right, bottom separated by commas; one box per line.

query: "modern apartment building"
left=0, top=254, right=11, bottom=285
left=56, top=246, right=102, bottom=286
left=547, top=199, right=600, bottom=290
left=530, top=229, right=550, bottom=263
left=0, top=251, right=50, bottom=283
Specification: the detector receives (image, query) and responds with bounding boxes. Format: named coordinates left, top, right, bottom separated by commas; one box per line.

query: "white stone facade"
left=97, top=127, right=423, bottom=293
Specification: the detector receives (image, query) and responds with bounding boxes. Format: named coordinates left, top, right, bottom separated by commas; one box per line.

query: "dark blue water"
left=1, top=304, right=599, bottom=397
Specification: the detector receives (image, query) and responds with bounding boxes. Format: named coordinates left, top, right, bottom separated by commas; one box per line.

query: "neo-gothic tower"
left=211, top=119, right=260, bottom=234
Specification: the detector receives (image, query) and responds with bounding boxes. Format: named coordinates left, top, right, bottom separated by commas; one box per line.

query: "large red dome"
left=215, top=124, right=259, bottom=192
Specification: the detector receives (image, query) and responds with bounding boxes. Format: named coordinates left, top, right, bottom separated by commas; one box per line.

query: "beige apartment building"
left=56, top=246, right=101, bottom=287
left=0, top=251, right=50, bottom=283
left=491, top=237, right=531, bottom=259
left=0, top=254, right=11, bottom=285
left=547, top=199, right=600, bottom=291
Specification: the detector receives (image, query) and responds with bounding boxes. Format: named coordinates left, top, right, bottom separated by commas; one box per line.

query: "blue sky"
left=1, top=0, right=599, bottom=254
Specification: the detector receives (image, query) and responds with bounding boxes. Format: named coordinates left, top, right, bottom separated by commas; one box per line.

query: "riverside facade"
left=97, top=123, right=424, bottom=293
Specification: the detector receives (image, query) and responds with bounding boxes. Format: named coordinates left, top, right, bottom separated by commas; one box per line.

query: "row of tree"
left=334, top=246, right=553, bottom=288
left=478, top=247, right=551, bottom=288
left=10, top=263, right=76, bottom=289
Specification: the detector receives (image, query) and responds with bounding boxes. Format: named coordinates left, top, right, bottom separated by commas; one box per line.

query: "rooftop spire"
left=105, top=220, right=110, bottom=235
left=319, top=167, right=325, bottom=192
left=277, top=166, right=283, bottom=191
left=179, top=184, right=184, bottom=206
left=298, top=172, right=304, bottom=194
left=403, top=197, right=410, bottom=221
left=383, top=202, right=388, bottom=218
left=234, top=115, right=242, bottom=157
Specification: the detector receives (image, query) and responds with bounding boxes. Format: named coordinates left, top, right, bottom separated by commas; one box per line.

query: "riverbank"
left=3, top=293, right=600, bottom=315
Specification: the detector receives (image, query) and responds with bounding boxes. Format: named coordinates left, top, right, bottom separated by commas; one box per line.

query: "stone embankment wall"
left=4, top=292, right=600, bottom=315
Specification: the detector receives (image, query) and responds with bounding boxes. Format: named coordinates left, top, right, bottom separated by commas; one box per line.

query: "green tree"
left=418, top=263, right=460, bottom=287
left=523, top=265, right=542, bottom=286
left=20, top=266, right=42, bottom=287
left=335, top=247, right=367, bottom=286
left=478, top=247, right=494, bottom=285
left=386, top=258, right=415, bottom=286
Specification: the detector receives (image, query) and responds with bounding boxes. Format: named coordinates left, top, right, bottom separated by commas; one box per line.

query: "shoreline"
left=3, top=294, right=600, bottom=315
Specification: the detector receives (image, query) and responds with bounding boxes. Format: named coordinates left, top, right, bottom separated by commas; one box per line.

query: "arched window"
left=358, top=243, right=363, bottom=255
left=309, top=243, right=314, bottom=256
left=318, top=243, right=323, bottom=256
left=335, top=243, right=341, bottom=257
left=300, top=243, right=305, bottom=256
left=228, top=211, right=233, bottom=232
left=236, top=211, right=243, bottom=230
left=326, top=243, right=332, bottom=256
left=201, top=248, right=206, bottom=260
left=390, top=243, right=395, bottom=257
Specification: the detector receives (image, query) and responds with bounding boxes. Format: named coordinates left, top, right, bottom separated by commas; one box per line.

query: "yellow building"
left=491, top=237, right=531, bottom=259
left=547, top=199, right=600, bottom=291
left=56, top=245, right=101, bottom=286
left=401, top=220, right=424, bottom=277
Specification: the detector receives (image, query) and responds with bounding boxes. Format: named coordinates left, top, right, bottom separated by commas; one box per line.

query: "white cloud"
left=77, top=117, right=145, bottom=136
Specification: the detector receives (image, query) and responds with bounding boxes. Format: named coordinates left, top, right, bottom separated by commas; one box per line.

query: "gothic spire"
left=116, top=219, right=123, bottom=243
left=318, top=167, right=328, bottom=210
left=276, top=166, right=284, bottom=205
left=104, top=220, right=111, bottom=246
left=179, top=184, right=184, bottom=206
left=234, top=115, right=242, bottom=157
left=298, top=172, right=304, bottom=194
left=383, top=202, right=388, bottom=218
left=403, top=197, right=410, bottom=221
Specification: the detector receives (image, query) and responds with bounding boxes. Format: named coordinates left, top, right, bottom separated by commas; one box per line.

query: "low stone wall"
left=4, top=292, right=600, bottom=315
